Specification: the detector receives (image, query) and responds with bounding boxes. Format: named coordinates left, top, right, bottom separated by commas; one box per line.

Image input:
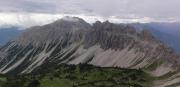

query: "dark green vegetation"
left=1, top=64, right=154, bottom=87
left=0, top=74, right=6, bottom=87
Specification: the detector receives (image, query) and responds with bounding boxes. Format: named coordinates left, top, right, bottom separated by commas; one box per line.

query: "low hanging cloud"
left=0, top=0, right=180, bottom=27
left=0, top=0, right=180, bottom=17
left=0, top=12, right=177, bottom=28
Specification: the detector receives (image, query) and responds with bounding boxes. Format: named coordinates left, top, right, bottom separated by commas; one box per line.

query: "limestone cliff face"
left=0, top=17, right=180, bottom=86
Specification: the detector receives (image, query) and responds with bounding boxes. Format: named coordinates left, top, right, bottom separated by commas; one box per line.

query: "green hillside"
left=3, top=64, right=154, bottom=87
left=0, top=75, right=6, bottom=87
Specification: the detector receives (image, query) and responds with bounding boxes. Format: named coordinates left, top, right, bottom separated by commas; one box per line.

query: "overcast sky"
left=1, top=0, right=180, bottom=17
left=0, top=0, right=180, bottom=27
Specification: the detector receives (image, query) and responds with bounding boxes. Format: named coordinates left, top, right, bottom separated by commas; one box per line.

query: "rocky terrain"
left=0, top=17, right=180, bottom=86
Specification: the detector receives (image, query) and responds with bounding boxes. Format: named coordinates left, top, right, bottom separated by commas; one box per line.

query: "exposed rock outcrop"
left=0, top=17, right=180, bottom=86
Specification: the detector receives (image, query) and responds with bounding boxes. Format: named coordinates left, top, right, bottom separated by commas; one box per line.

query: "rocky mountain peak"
left=0, top=17, right=180, bottom=78
left=13, top=17, right=92, bottom=46
left=1, top=18, right=180, bottom=86
left=60, top=16, right=84, bottom=22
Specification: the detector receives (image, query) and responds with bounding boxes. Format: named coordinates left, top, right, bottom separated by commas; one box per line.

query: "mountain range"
left=0, top=21, right=180, bottom=55
left=0, top=17, right=180, bottom=87
left=145, top=23, right=180, bottom=54
left=0, top=26, right=22, bottom=46
left=130, top=23, right=180, bottom=54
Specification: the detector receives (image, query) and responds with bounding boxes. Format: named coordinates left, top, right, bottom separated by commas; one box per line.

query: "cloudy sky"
left=0, top=0, right=180, bottom=27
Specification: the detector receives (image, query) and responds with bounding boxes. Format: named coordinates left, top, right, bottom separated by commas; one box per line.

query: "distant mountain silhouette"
left=145, top=23, right=180, bottom=54
left=0, top=26, right=23, bottom=46
left=130, top=23, right=180, bottom=54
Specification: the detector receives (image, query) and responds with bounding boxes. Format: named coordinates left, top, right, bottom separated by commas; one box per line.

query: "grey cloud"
left=0, top=0, right=180, bottom=20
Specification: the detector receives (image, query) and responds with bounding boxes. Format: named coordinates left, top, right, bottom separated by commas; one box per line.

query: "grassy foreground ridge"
left=1, top=64, right=154, bottom=87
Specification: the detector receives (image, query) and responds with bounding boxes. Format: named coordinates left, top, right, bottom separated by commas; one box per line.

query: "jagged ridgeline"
left=1, top=17, right=180, bottom=86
